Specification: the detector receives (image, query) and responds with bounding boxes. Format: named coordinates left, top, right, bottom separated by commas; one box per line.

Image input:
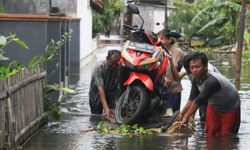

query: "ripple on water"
left=46, top=115, right=91, bottom=134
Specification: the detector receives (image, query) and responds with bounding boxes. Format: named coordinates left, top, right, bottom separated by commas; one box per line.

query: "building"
left=129, top=0, right=175, bottom=33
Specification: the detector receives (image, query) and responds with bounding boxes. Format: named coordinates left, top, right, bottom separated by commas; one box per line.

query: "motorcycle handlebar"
left=123, top=24, right=136, bottom=31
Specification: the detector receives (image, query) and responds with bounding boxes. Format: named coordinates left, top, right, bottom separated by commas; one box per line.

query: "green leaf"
left=60, top=87, right=76, bottom=94
left=197, top=19, right=219, bottom=33
left=132, top=124, right=138, bottom=129
left=13, top=38, right=29, bottom=49
left=0, top=53, right=9, bottom=61
left=28, top=56, right=42, bottom=69
left=0, top=35, right=7, bottom=45
left=47, top=53, right=54, bottom=61
left=52, top=105, right=62, bottom=121
left=103, top=128, right=109, bottom=134
left=43, top=87, right=56, bottom=95
left=119, top=124, right=127, bottom=130
left=97, top=121, right=104, bottom=130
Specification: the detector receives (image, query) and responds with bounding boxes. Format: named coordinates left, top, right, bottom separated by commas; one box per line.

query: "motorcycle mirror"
left=127, top=3, right=140, bottom=14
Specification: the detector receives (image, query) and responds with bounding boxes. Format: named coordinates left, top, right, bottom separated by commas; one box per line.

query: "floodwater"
left=24, top=45, right=250, bottom=150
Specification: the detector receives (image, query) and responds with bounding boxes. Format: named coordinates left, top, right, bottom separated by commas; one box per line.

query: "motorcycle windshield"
left=127, top=41, right=157, bottom=53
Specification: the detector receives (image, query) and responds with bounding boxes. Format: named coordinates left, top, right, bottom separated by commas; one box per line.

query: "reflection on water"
left=206, top=136, right=240, bottom=150
left=210, top=53, right=250, bottom=90
left=24, top=48, right=250, bottom=150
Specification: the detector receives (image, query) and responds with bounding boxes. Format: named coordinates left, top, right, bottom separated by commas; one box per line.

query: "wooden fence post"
left=0, top=66, right=47, bottom=148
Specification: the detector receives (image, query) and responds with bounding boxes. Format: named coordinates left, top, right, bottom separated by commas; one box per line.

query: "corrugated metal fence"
left=0, top=66, right=47, bottom=149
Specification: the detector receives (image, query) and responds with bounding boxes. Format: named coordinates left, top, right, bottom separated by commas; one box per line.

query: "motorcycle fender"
left=124, top=72, right=153, bottom=91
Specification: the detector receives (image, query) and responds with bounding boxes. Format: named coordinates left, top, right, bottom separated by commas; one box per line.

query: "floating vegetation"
left=82, top=119, right=197, bottom=136
left=96, top=121, right=154, bottom=136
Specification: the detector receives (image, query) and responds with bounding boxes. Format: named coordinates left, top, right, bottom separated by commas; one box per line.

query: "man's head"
left=160, top=29, right=182, bottom=46
left=106, top=49, right=121, bottom=70
left=182, top=52, right=196, bottom=74
left=188, top=52, right=208, bottom=78
left=160, top=29, right=175, bottom=46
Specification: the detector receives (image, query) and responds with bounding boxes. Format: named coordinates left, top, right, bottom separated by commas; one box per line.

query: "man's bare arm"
left=97, top=86, right=110, bottom=117
left=169, top=58, right=186, bottom=81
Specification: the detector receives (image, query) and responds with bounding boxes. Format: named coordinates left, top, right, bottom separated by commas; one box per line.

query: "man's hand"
left=164, top=76, right=172, bottom=86
left=104, top=107, right=115, bottom=118
left=179, top=115, right=188, bottom=129
left=175, top=112, right=183, bottom=122
left=103, top=108, right=116, bottom=123
left=103, top=107, right=111, bottom=119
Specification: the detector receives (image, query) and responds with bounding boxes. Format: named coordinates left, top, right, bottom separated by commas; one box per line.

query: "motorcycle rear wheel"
left=115, top=86, right=148, bottom=124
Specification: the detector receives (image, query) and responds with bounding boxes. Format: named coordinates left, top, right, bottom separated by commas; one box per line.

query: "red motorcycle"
left=115, top=4, right=171, bottom=124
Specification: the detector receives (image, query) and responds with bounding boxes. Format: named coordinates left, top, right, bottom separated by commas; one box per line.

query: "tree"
left=168, top=0, right=197, bottom=38
left=235, top=0, right=246, bottom=90
left=191, top=0, right=239, bottom=44
left=168, top=0, right=248, bottom=45
left=92, top=0, right=125, bottom=38
left=0, top=0, right=3, bottom=13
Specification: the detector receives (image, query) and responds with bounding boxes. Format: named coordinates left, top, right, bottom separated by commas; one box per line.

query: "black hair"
left=161, top=29, right=171, bottom=38
left=182, top=52, right=196, bottom=70
left=188, top=52, right=208, bottom=66
left=161, top=29, right=182, bottom=45
left=106, top=49, right=121, bottom=60
left=162, top=29, right=182, bottom=39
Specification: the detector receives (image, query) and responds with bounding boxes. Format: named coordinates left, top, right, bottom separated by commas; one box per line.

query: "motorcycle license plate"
left=128, top=42, right=156, bottom=53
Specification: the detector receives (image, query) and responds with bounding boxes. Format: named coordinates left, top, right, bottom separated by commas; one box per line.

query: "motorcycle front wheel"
left=115, top=86, right=148, bottom=124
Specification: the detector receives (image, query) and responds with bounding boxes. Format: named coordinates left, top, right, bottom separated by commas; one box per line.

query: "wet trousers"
left=205, top=104, right=241, bottom=136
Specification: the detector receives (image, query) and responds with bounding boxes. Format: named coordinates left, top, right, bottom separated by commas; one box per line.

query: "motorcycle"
left=115, top=3, right=173, bottom=125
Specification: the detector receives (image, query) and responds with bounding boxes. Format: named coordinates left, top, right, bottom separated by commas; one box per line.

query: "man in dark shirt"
left=89, top=50, right=121, bottom=119
left=170, top=52, right=220, bottom=122
left=178, top=52, right=240, bottom=136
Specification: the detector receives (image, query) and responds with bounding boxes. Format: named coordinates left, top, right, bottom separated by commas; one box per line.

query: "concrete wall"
left=133, top=4, right=175, bottom=33
left=2, top=0, right=77, bottom=16
left=0, top=16, right=80, bottom=85
left=0, top=20, right=47, bottom=64
left=52, top=0, right=77, bottom=16
left=2, top=0, right=97, bottom=70
left=50, top=0, right=95, bottom=68
left=49, top=0, right=95, bottom=68
left=2, top=0, right=50, bottom=14
left=77, top=0, right=95, bottom=69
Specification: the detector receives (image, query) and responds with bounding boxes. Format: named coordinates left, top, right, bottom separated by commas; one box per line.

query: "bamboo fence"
left=0, top=66, right=47, bottom=149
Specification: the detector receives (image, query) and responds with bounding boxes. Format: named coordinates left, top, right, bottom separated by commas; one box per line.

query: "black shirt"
left=189, top=73, right=221, bottom=105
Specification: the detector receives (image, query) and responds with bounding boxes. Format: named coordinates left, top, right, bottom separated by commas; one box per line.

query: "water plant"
left=97, top=121, right=153, bottom=136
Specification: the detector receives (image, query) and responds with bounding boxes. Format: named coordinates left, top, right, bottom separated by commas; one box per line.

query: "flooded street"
left=24, top=44, right=250, bottom=150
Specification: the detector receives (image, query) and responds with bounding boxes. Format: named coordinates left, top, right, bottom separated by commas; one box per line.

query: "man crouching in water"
left=178, top=52, right=240, bottom=136
left=89, top=50, right=121, bottom=120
